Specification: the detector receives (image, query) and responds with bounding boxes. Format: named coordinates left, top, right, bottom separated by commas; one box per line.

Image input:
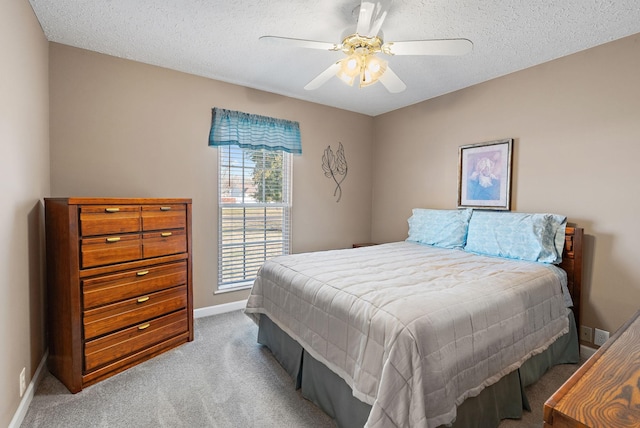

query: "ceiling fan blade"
left=378, top=66, right=406, bottom=93
left=304, top=62, right=341, bottom=90
left=260, top=36, right=341, bottom=51
left=383, top=38, right=473, bottom=56
left=356, top=0, right=392, bottom=37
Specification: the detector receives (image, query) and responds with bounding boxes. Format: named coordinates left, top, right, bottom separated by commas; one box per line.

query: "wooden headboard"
left=559, top=226, right=584, bottom=328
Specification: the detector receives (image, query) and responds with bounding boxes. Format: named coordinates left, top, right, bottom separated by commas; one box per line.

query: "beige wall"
left=0, top=1, right=50, bottom=426
left=49, top=43, right=374, bottom=309
left=372, top=34, right=640, bottom=336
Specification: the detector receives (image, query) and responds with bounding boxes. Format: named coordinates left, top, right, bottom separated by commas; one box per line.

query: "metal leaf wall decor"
left=322, top=142, right=348, bottom=202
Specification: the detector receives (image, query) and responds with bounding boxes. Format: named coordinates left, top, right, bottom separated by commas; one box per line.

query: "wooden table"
left=543, top=309, right=640, bottom=427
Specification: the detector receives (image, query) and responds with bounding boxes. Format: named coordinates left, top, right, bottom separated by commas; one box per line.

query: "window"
left=209, top=107, right=300, bottom=291
left=218, top=145, right=291, bottom=289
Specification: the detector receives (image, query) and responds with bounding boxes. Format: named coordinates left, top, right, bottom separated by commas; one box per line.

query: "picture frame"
left=458, top=138, right=513, bottom=210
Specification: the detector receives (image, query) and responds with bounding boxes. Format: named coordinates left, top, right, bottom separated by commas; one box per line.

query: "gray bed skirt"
left=256, top=311, right=579, bottom=428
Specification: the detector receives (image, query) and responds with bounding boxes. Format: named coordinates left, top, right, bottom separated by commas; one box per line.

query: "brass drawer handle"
left=138, top=323, right=150, bottom=330
left=136, top=270, right=149, bottom=276
left=105, top=208, right=120, bottom=213
left=160, top=206, right=171, bottom=211
left=105, top=237, right=121, bottom=243
left=137, top=296, right=150, bottom=303
left=161, top=232, right=172, bottom=237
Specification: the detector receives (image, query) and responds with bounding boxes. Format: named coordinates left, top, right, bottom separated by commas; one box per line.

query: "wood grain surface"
left=544, top=310, right=640, bottom=427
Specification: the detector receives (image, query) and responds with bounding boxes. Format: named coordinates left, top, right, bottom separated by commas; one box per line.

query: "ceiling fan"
left=260, top=0, right=473, bottom=93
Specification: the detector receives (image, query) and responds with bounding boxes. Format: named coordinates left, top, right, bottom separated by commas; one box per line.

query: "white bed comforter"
left=245, top=242, right=570, bottom=427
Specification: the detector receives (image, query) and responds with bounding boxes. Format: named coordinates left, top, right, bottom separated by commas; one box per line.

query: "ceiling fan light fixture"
left=336, top=54, right=362, bottom=86
left=335, top=50, right=388, bottom=88
left=359, top=54, right=387, bottom=87
left=343, top=55, right=362, bottom=75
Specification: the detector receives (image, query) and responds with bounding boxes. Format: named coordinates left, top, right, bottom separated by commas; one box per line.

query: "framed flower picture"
left=458, top=138, right=513, bottom=210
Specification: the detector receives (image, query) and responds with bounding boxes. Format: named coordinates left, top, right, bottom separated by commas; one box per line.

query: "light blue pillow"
left=464, top=211, right=567, bottom=263
left=406, top=208, right=473, bottom=249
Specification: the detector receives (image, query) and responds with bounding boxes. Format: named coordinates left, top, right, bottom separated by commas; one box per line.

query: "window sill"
left=215, top=283, right=253, bottom=294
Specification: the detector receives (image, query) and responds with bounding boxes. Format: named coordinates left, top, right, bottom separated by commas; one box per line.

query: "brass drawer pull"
left=136, top=270, right=149, bottom=276
left=105, top=237, right=121, bottom=243
left=160, top=206, right=171, bottom=211
left=138, top=323, right=150, bottom=330
left=105, top=208, right=120, bottom=213
left=161, top=232, right=172, bottom=237
left=137, top=296, right=150, bottom=303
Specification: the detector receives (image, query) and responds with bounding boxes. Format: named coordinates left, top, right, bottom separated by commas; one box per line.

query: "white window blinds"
left=218, top=145, right=291, bottom=289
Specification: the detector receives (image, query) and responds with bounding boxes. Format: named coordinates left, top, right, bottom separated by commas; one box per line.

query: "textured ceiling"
left=29, top=0, right=640, bottom=116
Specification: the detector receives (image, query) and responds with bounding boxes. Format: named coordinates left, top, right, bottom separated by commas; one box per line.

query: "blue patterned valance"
left=208, top=108, right=302, bottom=155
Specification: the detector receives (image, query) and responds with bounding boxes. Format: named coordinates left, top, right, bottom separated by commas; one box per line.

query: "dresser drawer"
left=141, top=205, right=186, bottom=231
left=83, top=285, right=187, bottom=340
left=84, top=309, right=188, bottom=372
left=80, top=234, right=142, bottom=268
left=83, top=261, right=187, bottom=309
left=80, top=205, right=141, bottom=237
left=142, top=230, right=187, bottom=259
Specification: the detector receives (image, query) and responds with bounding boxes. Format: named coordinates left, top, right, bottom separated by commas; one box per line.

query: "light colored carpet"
left=21, top=310, right=580, bottom=427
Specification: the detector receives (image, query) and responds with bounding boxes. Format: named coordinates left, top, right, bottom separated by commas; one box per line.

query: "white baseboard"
left=580, top=344, right=597, bottom=360
left=9, top=350, right=48, bottom=428
left=194, top=299, right=248, bottom=318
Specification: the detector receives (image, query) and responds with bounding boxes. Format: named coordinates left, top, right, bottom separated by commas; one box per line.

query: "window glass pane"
left=218, top=146, right=290, bottom=289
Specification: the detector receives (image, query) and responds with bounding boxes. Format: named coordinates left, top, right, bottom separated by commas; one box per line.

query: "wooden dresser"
left=44, top=197, right=193, bottom=393
left=543, top=309, right=640, bottom=427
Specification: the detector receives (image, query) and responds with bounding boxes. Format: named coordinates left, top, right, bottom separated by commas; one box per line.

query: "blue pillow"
left=464, top=211, right=567, bottom=263
left=406, top=208, right=473, bottom=249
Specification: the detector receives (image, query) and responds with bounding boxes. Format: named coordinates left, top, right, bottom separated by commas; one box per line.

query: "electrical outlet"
left=579, top=325, right=592, bottom=342
left=19, top=367, right=26, bottom=397
left=594, top=328, right=610, bottom=347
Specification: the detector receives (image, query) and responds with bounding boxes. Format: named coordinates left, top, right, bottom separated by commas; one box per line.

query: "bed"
left=245, top=210, right=583, bottom=428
